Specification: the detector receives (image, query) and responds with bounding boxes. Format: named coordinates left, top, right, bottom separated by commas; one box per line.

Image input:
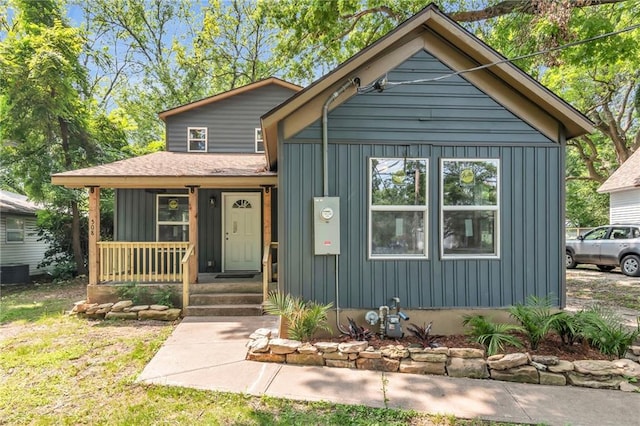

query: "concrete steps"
left=185, top=280, right=265, bottom=317
left=184, top=304, right=263, bottom=316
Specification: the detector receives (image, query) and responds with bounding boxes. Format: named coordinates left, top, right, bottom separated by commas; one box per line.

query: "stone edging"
left=246, top=329, right=640, bottom=392
left=70, top=300, right=181, bottom=321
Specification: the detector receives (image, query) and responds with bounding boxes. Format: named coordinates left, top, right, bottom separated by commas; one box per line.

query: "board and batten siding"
left=0, top=214, right=51, bottom=275
left=166, top=84, right=296, bottom=153
left=610, top=189, right=640, bottom=223
left=279, top=49, right=565, bottom=310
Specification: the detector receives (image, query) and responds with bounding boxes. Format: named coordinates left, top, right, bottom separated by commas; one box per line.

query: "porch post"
left=87, top=186, right=100, bottom=286
left=188, top=186, right=198, bottom=283
left=262, top=186, right=272, bottom=247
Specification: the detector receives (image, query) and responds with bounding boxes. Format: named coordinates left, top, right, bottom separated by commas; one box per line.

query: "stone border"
left=246, top=329, right=640, bottom=392
left=70, top=300, right=181, bottom=321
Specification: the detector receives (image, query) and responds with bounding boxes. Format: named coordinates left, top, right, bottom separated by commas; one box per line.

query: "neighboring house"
left=53, top=6, right=593, bottom=326
left=598, top=148, right=640, bottom=223
left=0, top=190, right=51, bottom=283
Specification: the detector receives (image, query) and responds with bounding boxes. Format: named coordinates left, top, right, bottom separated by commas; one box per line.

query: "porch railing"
left=181, top=244, right=195, bottom=309
left=262, top=242, right=278, bottom=302
left=98, top=241, right=190, bottom=283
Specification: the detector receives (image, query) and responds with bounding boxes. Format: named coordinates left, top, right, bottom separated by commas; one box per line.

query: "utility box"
left=313, top=197, right=340, bottom=255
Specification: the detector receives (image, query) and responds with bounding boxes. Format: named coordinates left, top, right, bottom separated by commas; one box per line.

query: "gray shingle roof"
left=598, top=149, right=640, bottom=193
left=0, top=190, right=40, bottom=215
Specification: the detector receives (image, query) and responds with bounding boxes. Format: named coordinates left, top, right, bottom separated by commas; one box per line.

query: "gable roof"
left=598, top=149, right=640, bottom=193
left=261, top=4, right=594, bottom=170
left=158, top=77, right=302, bottom=121
left=51, top=152, right=276, bottom=189
left=0, top=190, right=40, bottom=215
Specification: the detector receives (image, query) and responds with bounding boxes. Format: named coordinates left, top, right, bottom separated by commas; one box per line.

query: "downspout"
left=321, top=78, right=359, bottom=333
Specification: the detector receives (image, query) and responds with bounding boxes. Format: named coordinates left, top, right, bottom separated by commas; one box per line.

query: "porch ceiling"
left=51, top=152, right=277, bottom=189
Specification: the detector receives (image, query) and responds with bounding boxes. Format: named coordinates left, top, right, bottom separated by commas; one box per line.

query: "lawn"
left=0, top=279, right=524, bottom=426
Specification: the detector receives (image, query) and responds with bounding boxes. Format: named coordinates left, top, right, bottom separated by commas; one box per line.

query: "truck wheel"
left=566, top=251, right=577, bottom=269
left=621, top=254, right=640, bottom=277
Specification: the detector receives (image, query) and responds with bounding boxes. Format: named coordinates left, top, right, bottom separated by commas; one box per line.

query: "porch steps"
left=184, top=280, right=266, bottom=317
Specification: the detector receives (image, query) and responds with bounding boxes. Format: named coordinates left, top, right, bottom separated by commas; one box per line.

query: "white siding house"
left=0, top=190, right=52, bottom=282
left=598, top=149, right=640, bottom=224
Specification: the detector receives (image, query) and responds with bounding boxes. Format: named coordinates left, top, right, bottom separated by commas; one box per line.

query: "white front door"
left=222, top=192, right=261, bottom=271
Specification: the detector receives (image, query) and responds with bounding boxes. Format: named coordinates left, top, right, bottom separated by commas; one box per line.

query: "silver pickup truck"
left=566, top=224, right=640, bottom=277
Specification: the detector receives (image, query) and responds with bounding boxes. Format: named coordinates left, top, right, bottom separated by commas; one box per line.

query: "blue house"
left=54, top=5, right=593, bottom=331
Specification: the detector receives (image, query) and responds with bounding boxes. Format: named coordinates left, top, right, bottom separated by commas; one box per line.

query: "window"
left=157, top=195, right=189, bottom=241
left=441, top=159, right=499, bottom=258
left=187, top=127, right=207, bottom=152
left=583, top=227, right=607, bottom=240
left=6, top=217, right=25, bottom=243
left=369, top=158, right=428, bottom=258
left=255, top=128, right=264, bottom=153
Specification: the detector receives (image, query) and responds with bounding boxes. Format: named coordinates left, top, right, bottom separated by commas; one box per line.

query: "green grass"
left=0, top=280, right=530, bottom=425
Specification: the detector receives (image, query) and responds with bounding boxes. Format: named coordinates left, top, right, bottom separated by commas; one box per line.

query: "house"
left=53, top=5, right=593, bottom=331
left=261, top=4, right=592, bottom=331
left=0, top=190, right=52, bottom=283
left=52, top=77, right=301, bottom=311
left=598, top=149, right=640, bottom=223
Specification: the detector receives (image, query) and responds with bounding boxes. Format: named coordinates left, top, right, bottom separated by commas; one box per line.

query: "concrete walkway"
left=138, top=317, right=639, bottom=426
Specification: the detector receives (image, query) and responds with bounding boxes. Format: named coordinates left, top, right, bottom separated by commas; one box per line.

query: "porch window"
left=441, top=159, right=499, bottom=258
left=255, top=128, right=264, bottom=153
left=368, top=158, right=428, bottom=259
left=6, top=217, right=25, bottom=243
left=187, top=127, right=207, bottom=152
left=157, top=195, right=189, bottom=242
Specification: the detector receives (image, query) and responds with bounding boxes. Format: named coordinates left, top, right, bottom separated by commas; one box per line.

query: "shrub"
left=153, top=287, right=176, bottom=308
left=579, top=305, right=640, bottom=358
left=263, top=292, right=333, bottom=342
left=344, top=317, right=375, bottom=341
left=462, top=314, right=524, bottom=356
left=508, top=295, right=557, bottom=350
left=116, top=282, right=149, bottom=305
left=406, top=322, right=440, bottom=348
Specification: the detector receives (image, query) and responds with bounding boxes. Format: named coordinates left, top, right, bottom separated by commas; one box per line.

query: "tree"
left=0, top=0, right=127, bottom=275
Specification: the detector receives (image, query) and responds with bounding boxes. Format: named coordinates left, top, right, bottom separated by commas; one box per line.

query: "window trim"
left=368, top=157, right=429, bottom=260
left=5, top=216, right=25, bottom=243
left=156, top=194, right=189, bottom=242
left=255, top=128, right=264, bottom=153
left=440, top=158, right=500, bottom=260
left=187, top=127, right=208, bottom=152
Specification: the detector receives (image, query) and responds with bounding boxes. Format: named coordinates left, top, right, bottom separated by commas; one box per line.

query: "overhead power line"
left=358, top=23, right=640, bottom=93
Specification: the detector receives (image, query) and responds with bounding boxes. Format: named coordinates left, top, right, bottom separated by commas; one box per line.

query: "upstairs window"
left=369, top=158, right=428, bottom=259
left=255, top=128, right=264, bottom=153
left=441, top=159, right=499, bottom=258
left=6, top=217, right=25, bottom=243
left=157, top=195, right=189, bottom=241
left=187, top=127, right=207, bottom=152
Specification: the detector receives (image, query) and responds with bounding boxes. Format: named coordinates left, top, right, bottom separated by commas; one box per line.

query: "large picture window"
left=6, top=217, right=25, bottom=243
left=369, top=158, right=428, bottom=258
left=441, top=159, right=499, bottom=258
left=157, top=195, right=189, bottom=242
left=187, top=127, right=207, bottom=152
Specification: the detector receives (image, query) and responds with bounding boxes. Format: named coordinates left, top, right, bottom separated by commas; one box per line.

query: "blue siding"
left=166, top=84, right=296, bottom=153
left=279, top=50, right=564, bottom=309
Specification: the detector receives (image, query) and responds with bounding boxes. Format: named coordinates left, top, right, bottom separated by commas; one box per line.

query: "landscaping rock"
left=325, top=359, right=355, bottom=368
left=487, top=353, right=530, bottom=370
left=314, top=342, right=339, bottom=353
left=573, top=360, right=623, bottom=376
left=129, top=305, right=150, bottom=312
left=247, top=337, right=269, bottom=353
left=449, top=348, right=484, bottom=359
left=408, top=346, right=449, bottom=355
left=338, top=341, right=368, bottom=353
left=150, top=304, right=169, bottom=311
left=323, top=351, right=349, bottom=360
left=531, top=355, right=559, bottom=366
left=249, top=328, right=272, bottom=339
left=269, top=339, right=302, bottom=354
left=246, top=351, right=286, bottom=363
left=97, top=303, right=114, bottom=310
left=358, top=350, right=382, bottom=359
left=625, top=352, right=640, bottom=363
left=630, top=346, right=640, bottom=356
left=105, top=311, right=138, bottom=320
left=490, top=365, right=539, bottom=384
left=446, top=357, right=489, bottom=379
left=619, top=381, right=640, bottom=392
left=380, top=345, right=409, bottom=359
left=400, top=359, right=446, bottom=375
left=611, top=359, right=640, bottom=379
left=286, top=353, right=325, bottom=366
left=548, top=360, right=574, bottom=373
left=138, top=308, right=181, bottom=321
left=111, top=300, right=133, bottom=312
left=567, top=373, right=621, bottom=390
left=297, top=343, right=319, bottom=354
left=410, top=352, right=448, bottom=363
left=355, top=357, right=400, bottom=372
left=539, top=371, right=566, bottom=386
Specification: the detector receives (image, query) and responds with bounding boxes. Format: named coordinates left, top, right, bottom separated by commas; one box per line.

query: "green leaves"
left=264, top=292, right=333, bottom=341
left=462, top=314, right=524, bottom=356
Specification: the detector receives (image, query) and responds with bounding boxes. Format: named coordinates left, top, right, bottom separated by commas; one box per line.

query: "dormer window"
left=188, top=127, right=207, bottom=152
left=255, top=128, right=264, bottom=153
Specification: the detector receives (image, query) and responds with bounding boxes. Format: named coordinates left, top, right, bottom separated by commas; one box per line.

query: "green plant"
left=579, top=306, right=640, bottom=358
left=406, top=322, right=440, bottom=348
left=263, top=292, right=333, bottom=342
left=116, top=282, right=149, bottom=305
left=153, top=287, right=175, bottom=308
left=462, top=315, right=524, bottom=356
left=549, top=311, right=584, bottom=346
left=508, top=295, right=557, bottom=350
left=344, top=317, right=374, bottom=341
